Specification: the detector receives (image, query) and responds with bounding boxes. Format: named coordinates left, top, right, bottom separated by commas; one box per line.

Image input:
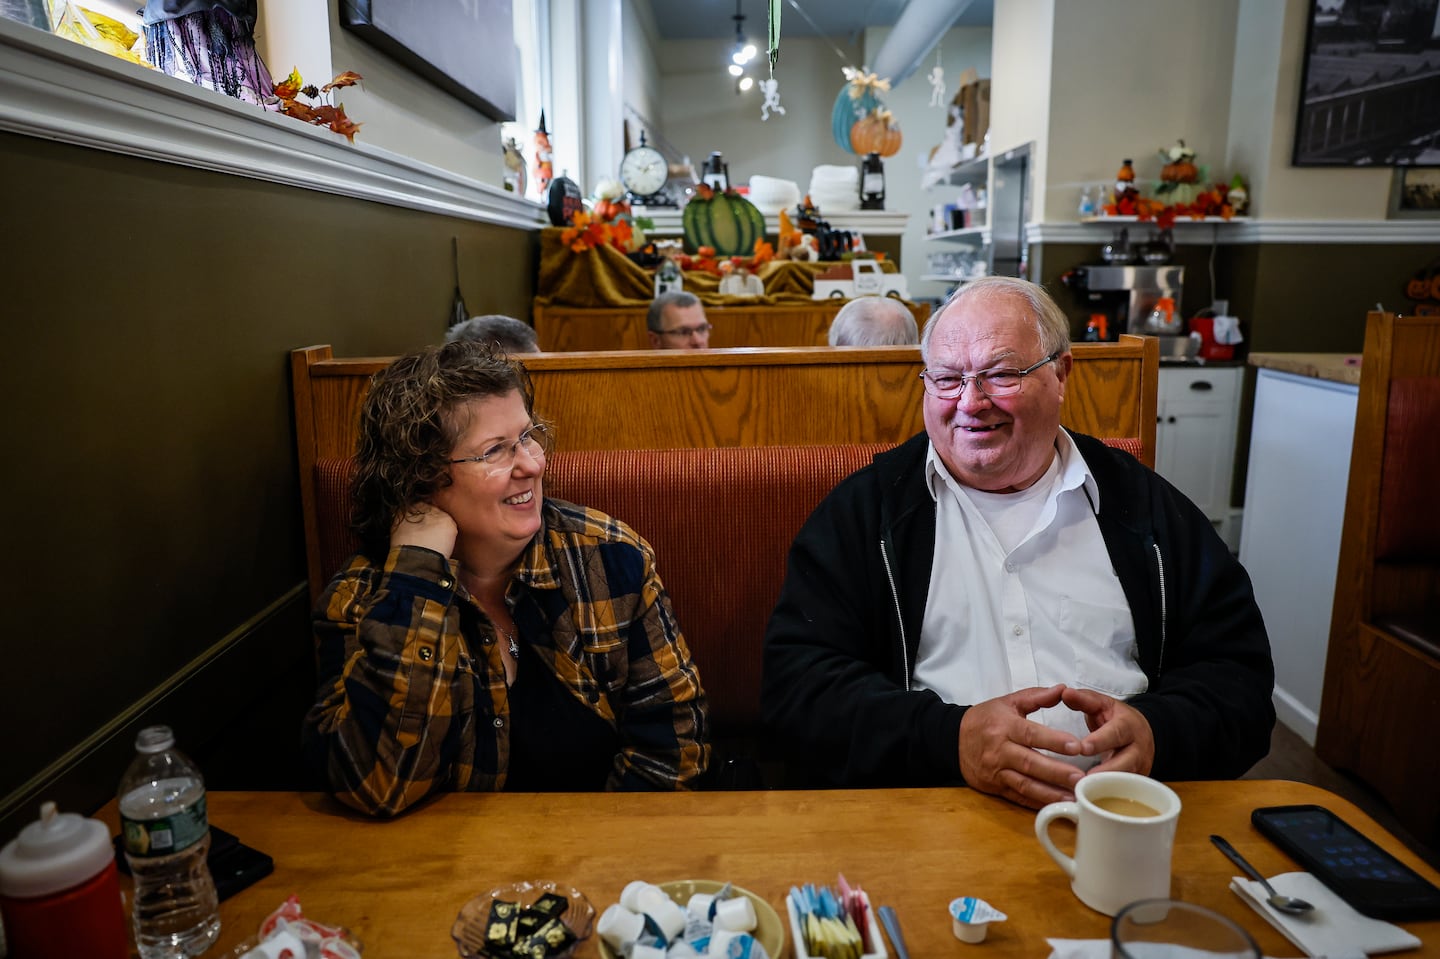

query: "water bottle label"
left=121, top=794, right=208, bottom=857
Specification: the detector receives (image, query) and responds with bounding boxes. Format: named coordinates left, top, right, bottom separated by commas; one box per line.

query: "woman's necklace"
left=497, top=624, right=519, bottom=658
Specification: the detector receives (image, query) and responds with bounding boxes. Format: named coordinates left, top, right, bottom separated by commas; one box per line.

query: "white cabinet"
left=1154, top=366, right=1242, bottom=525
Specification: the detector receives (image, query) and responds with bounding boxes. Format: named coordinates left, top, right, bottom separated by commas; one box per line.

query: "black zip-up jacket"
left=761, top=430, right=1275, bottom=787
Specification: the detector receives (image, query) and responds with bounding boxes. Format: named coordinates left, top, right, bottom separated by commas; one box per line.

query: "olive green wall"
left=0, top=132, right=536, bottom=837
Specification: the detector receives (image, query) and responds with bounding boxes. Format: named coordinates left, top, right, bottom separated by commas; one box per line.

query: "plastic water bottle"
left=118, top=726, right=221, bottom=958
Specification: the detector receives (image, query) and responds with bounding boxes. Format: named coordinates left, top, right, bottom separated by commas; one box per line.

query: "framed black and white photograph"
left=1293, top=0, right=1440, bottom=167
left=1388, top=166, right=1440, bottom=216
left=340, top=0, right=516, bottom=121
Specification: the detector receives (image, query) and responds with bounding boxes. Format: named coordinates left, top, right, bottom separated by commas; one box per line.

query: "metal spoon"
left=1210, top=834, right=1315, bottom=915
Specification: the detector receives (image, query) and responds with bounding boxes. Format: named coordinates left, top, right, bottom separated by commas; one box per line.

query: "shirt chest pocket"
left=1061, top=594, right=1148, bottom=698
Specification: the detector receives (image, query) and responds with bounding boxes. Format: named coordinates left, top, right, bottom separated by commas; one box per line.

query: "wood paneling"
left=533, top=301, right=931, bottom=351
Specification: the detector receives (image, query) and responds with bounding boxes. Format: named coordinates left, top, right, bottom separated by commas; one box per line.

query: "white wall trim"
left=1031, top=217, right=1440, bottom=246
left=0, top=18, right=547, bottom=231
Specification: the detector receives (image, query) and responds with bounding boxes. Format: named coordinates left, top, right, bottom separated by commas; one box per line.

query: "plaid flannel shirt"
left=304, top=499, right=710, bottom=816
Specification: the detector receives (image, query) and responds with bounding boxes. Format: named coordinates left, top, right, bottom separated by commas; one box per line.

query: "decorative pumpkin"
left=832, top=67, right=888, bottom=153
left=850, top=109, right=902, bottom=157
left=1159, top=139, right=1199, bottom=183
left=1406, top=276, right=1429, bottom=300
left=682, top=186, right=767, bottom=256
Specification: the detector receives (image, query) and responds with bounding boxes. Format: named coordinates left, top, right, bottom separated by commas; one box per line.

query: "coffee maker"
left=1065, top=265, right=1187, bottom=356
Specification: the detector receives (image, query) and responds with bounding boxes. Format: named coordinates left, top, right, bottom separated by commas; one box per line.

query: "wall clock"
left=620, top=132, right=672, bottom=205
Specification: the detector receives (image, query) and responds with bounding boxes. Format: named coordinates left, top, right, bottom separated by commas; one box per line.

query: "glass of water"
left=1111, top=899, right=1260, bottom=959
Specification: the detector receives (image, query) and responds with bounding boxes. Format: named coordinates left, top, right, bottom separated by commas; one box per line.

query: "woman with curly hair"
left=303, top=341, right=709, bottom=815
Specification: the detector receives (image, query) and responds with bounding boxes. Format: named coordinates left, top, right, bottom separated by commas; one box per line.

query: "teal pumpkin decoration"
left=832, top=83, right=881, bottom=153
left=683, top=189, right=767, bottom=256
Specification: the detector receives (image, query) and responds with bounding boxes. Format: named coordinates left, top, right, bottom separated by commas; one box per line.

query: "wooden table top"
left=96, top=781, right=1439, bottom=958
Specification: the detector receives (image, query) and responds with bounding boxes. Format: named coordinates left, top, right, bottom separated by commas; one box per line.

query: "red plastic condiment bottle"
left=0, top=801, right=129, bottom=959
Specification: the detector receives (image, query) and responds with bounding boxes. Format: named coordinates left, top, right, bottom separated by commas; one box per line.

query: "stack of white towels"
left=807, top=165, right=859, bottom=213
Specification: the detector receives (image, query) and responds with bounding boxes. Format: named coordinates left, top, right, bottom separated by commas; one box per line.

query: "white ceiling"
left=647, top=0, right=994, bottom=43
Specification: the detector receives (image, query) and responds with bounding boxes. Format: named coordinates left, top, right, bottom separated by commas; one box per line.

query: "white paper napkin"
left=1229, top=872, right=1421, bottom=957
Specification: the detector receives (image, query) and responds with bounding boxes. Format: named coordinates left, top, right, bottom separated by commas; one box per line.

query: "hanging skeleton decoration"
left=927, top=48, right=946, bottom=108
left=760, top=77, right=786, bottom=121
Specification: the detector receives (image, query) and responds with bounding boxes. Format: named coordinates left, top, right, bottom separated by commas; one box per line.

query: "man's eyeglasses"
left=919, top=352, right=1060, bottom=399
left=659, top=323, right=713, bottom=338
left=449, top=423, right=551, bottom=476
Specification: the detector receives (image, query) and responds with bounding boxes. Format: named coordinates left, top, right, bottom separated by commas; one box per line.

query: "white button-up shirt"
left=913, top=430, right=1147, bottom=769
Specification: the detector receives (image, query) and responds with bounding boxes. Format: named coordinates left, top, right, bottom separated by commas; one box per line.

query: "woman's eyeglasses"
left=449, top=423, right=551, bottom=476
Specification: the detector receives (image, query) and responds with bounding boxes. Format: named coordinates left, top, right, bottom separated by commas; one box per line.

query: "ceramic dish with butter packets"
left=451, top=880, right=594, bottom=959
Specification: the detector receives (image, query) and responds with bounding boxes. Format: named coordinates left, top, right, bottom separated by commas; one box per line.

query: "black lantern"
left=701, top=151, right=730, bottom=192
left=860, top=152, right=885, bottom=210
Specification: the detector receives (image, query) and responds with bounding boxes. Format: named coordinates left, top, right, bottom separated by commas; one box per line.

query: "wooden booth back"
left=1317, top=311, right=1440, bottom=849
left=532, top=301, right=930, bottom=351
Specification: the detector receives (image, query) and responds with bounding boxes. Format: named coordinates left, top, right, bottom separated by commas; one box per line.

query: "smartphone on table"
left=1251, top=804, right=1440, bottom=921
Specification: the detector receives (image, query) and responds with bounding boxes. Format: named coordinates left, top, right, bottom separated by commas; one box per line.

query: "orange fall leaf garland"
left=274, top=67, right=364, bottom=143
left=560, top=212, right=634, bottom=253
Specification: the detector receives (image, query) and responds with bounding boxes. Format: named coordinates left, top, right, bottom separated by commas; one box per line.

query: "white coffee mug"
left=1035, top=771, right=1182, bottom=916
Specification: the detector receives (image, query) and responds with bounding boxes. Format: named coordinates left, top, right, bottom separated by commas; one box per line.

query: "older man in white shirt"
left=762, top=277, right=1274, bottom=808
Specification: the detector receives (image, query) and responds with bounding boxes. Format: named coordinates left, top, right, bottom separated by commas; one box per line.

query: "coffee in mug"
left=1034, top=771, right=1181, bottom=916
left=1090, top=795, right=1161, bottom=818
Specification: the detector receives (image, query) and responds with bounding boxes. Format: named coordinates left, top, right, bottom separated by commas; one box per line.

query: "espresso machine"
left=1064, top=265, right=1189, bottom=357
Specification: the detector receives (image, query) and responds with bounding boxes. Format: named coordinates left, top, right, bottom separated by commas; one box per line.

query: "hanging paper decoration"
left=831, top=67, right=890, bottom=153
left=760, top=77, right=786, bottom=121
left=927, top=48, right=947, bottom=107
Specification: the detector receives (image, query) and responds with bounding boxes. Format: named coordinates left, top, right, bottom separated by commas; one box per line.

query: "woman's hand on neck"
left=390, top=503, right=459, bottom=556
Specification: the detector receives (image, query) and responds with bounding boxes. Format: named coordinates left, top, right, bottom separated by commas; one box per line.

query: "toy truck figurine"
left=811, top=259, right=910, bottom=300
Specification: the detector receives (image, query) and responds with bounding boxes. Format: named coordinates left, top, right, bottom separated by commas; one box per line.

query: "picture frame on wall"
left=1388, top=166, right=1440, bottom=217
left=1292, top=0, right=1440, bottom=167
left=340, top=0, right=516, bottom=121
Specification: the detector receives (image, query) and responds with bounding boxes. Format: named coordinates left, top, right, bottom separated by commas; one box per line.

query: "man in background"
left=647, top=292, right=712, bottom=350
left=446, top=315, right=540, bottom=354
left=828, top=296, right=920, bottom=347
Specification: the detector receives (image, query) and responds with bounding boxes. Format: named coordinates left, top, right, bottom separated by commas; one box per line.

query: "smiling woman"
left=303, top=340, right=711, bottom=816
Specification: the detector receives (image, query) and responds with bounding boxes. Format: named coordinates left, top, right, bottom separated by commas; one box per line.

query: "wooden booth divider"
left=1317, top=311, right=1440, bottom=850
left=532, top=300, right=931, bottom=351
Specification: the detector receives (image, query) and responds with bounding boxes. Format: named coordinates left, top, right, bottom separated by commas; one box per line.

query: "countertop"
left=1248, top=351, right=1362, bottom=386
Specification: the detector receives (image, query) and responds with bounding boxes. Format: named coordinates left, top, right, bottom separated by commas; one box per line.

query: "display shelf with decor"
left=928, top=226, right=991, bottom=241
left=1083, top=216, right=1252, bottom=225
left=940, top=153, right=991, bottom=187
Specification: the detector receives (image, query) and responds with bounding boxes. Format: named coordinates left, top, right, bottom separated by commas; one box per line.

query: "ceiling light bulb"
left=742, top=43, right=757, bottom=61
left=731, top=48, right=747, bottom=65
left=739, top=76, right=754, bottom=92
left=728, top=63, right=743, bottom=77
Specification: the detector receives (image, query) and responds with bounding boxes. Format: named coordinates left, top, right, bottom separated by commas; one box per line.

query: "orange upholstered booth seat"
left=313, top=438, right=1145, bottom=746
